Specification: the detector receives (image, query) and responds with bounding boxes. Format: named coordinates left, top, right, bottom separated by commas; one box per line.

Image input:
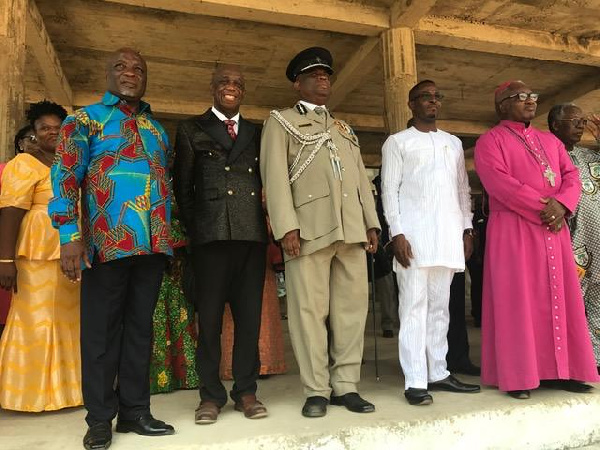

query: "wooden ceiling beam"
left=26, top=0, right=73, bottom=106
left=415, top=16, right=600, bottom=67
left=390, top=0, right=438, bottom=29
left=437, top=120, right=492, bottom=137
left=329, top=37, right=379, bottom=111
left=102, top=0, right=389, bottom=36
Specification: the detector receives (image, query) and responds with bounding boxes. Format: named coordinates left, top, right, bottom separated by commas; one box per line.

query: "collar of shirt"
left=410, top=126, right=440, bottom=136
left=101, top=91, right=151, bottom=115
left=499, top=119, right=532, bottom=135
left=211, top=106, right=240, bottom=133
left=298, top=100, right=328, bottom=112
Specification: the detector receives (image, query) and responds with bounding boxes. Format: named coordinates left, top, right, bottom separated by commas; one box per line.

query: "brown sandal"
left=195, top=401, right=221, bottom=424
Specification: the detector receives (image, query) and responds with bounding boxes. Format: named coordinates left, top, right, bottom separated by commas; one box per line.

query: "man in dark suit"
left=174, top=65, right=268, bottom=424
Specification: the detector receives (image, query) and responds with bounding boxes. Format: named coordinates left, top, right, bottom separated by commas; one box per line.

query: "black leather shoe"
left=404, top=388, right=433, bottom=406
left=508, top=390, right=530, bottom=399
left=448, top=363, right=481, bottom=376
left=115, top=414, right=175, bottom=436
left=301, top=396, right=328, bottom=418
left=382, top=330, right=394, bottom=338
left=428, top=375, right=480, bottom=393
left=83, top=422, right=112, bottom=450
left=330, top=393, right=375, bottom=413
left=540, top=379, right=594, bottom=393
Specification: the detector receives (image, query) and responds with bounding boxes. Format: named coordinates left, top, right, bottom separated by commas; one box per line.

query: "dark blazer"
left=173, top=109, right=267, bottom=246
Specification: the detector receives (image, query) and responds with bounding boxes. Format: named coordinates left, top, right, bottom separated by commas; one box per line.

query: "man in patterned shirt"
left=549, top=103, right=600, bottom=373
left=49, top=48, right=174, bottom=450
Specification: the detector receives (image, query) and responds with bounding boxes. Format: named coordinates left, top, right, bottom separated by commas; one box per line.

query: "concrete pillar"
left=0, top=0, right=27, bottom=163
left=381, top=27, right=417, bottom=134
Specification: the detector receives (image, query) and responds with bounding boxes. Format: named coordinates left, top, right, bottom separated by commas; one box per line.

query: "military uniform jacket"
left=173, top=109, right=267, bottom=246
left=260, top=103, right=380, bottom=259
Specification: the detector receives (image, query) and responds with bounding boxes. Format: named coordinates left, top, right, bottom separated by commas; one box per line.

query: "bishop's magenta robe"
left=475, top=120, right=599, bottom=391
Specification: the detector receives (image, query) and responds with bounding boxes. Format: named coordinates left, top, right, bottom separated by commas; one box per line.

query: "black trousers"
left=446, top=272, right=473, bottom=369
left=81, top=254, right=166, bottom=426
left=191, top=240, right=266, bottom=407
left=467, top=258, right=483, bottom=326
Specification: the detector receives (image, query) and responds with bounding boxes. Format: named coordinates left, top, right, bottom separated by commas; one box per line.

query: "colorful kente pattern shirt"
left=49, top=91, right=172, bottom=264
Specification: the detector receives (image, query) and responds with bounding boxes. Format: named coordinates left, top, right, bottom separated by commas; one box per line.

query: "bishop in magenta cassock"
left=475, top=81, right=600, bottom=399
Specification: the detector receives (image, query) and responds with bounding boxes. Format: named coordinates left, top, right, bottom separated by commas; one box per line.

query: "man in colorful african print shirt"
left=49, top=48, right=174, bottom=450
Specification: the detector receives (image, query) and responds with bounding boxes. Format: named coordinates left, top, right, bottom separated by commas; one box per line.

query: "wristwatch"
left=463, top=228, right=474, bottom=236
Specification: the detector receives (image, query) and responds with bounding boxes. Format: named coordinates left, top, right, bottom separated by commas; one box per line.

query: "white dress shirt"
left=381, top=126, right=473, bottom=270
left=211, top=106, right=240, bottom=134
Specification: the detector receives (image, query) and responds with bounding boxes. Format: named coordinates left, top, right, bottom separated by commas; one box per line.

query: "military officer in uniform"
left=260, top=47, right=380, bottom=418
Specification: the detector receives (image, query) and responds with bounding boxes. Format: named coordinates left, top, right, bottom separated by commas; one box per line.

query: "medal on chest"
left=334, top=120, right=359, bottom=147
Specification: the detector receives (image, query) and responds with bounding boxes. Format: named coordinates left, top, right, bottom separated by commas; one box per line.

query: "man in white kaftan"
left=381, top=80, right=480, bottom=406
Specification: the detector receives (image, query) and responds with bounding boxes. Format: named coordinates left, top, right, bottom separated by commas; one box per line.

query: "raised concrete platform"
left=2, top=314, right=600, bottom=450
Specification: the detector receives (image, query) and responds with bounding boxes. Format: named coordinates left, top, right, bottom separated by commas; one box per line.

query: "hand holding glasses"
left=587, top=113, right=600, bottom=143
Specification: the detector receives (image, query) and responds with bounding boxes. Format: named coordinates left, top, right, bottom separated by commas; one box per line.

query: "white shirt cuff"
left=389, top=220, right=403, bottom=238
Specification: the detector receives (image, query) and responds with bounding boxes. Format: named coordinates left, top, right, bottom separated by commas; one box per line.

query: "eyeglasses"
left=501, top=92, right=539, bottom=102
left=558, top=118, right=588, bottom=127
left=411, top=92, right=444, bottom=102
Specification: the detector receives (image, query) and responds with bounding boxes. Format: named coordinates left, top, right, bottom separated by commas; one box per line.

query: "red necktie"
left=224, top=119, right=237, bottom=141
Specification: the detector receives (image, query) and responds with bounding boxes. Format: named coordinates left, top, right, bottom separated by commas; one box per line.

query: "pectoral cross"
left=544, top=167, right=556, bottom=187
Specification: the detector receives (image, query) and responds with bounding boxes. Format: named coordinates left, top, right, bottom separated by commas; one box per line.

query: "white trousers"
left=396, top=265, right=454, bottom=390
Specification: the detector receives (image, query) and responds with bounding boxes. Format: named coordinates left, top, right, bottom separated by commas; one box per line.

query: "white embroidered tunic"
left=381, top=127, right=472, bottom=271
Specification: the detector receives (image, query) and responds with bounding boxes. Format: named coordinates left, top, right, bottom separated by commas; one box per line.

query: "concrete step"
left=2, top=315, right=599, bottom=449
left=2, top=374, right=600, bottom=450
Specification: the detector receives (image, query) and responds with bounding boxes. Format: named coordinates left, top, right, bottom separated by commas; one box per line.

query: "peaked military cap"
left=286, top=47, right=333, bottom=82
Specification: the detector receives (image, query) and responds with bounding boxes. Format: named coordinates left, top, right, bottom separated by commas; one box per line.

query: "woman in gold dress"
left=0, top=125, right=35, bottom=337
left=0, top=101, right=82, bottom=411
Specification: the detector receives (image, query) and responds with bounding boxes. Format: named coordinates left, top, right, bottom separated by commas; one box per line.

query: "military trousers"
left=285, top=241, right=368, bottom=398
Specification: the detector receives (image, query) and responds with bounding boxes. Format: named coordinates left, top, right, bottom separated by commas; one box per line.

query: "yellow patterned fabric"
left=0, top=154, right=60, bottom=260
left=0, top=154, right=82, bottom=411
left=0, top=260, right=82, bottom=411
